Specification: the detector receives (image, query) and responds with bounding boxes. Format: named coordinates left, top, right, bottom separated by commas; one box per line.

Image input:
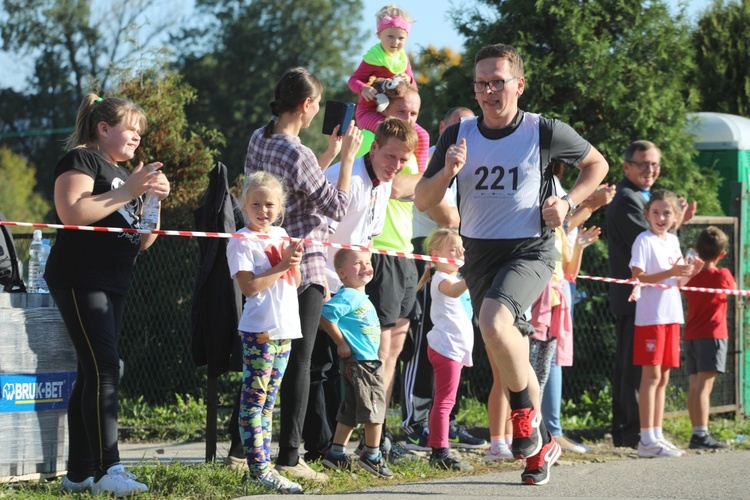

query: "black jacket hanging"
left=190, top=163, right=244, bottom=376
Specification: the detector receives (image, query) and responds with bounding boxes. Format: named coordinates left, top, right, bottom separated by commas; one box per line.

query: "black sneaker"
left=381, top=431, right=418, bottom=463
left=358, top=453, right=394, bottom=478
left=403, top=425, right=430, bottom=451
left=429, top=451, right=474, bottom=471
left=521, top=435, right=561, bottom=485
left=511, top=407, right=542, bottom=459
left=386, top=439, right=418, bottom=463
left=448, top=422, right=488, bottom=449
left=689, top=433, right=729, bottom=450
left=354, top=436, right=365, bottom=456
left=321, top=451, right=353, bottom=472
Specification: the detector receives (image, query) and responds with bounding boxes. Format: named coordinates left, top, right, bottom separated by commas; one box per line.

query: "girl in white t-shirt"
left=416, top=228, right=475, bottom=471
left=226, top=172, right=305, bottom=493
left=629, top=189, right=703, bottom=459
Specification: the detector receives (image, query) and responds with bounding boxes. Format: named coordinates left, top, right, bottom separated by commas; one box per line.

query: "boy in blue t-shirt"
left=320, top=249, right=392, bottom=478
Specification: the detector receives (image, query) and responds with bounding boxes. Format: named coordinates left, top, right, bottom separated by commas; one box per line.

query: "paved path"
left=121, top=441, right=749, bottom=498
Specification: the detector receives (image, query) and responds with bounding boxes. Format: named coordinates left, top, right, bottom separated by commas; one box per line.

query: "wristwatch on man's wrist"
left=561, top=194, right=577, bottom=215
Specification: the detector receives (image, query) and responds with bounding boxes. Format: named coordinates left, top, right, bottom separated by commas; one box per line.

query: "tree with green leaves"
left=0, top=146, right=50, bottom=231
left=0, top=0, right=178, bottom=200
left=693, top=0, right=750, bottom=117
left=453, top=0, right=721, bottom=214
left=411, top=46, right=475, bottom=140
left=112, top=71, right=223, bottom=404
left=174, top=0, right=365, bottom=182
left=117, top=71, right=224, bottom=228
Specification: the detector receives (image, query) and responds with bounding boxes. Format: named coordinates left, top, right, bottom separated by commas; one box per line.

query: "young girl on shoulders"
left=630, top=189, right=703, bottom=458
left=416, top=228, right=475, bottom=471
left=348, top=4, right=430, bottom=171
left=226, top=172, right=305, bottom=493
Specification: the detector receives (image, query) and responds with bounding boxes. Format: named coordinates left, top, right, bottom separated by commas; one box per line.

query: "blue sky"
left=0, top=0, right=714, bottom=92
left=363, top=0, right=712, bottom=54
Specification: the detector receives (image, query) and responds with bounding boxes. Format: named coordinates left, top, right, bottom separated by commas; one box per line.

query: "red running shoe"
left=511, top=407, right=542, bottom=459
left=521, top=435, right=561, bottom=485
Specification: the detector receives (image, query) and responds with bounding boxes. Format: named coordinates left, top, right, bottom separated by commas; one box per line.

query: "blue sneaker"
left=449, top=422, right=488, bottom=449
left=321, top=451, right=353, bottom=472
left=358, top=452, right=393, bottom=478
left=403, top=425, right=430, bottom=451
left=429, top=451, right=474, bottom=471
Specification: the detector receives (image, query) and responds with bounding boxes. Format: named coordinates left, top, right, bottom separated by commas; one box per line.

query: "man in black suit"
left=606, top=140, right=694, bottom=448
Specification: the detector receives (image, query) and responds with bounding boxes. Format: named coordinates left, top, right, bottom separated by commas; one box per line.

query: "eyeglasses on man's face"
left=626, top=160, right=661, bottom=171
left=472, top=77, right=519, bottom=93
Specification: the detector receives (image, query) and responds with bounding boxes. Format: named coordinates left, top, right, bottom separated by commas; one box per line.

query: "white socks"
left=640, top=428, right=656, bottom=445
left=491, top=436, right=511, bottom=451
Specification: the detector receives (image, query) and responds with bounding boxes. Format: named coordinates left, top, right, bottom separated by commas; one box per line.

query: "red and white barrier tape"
left=0, top=220, right=462, bottom=265
left=578, top=275, right=750, bottom=297
left=3, top=220, right=744, bottom=296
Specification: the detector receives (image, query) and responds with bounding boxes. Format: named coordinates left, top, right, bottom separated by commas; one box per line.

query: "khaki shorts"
left=336, top=359, right=386, bottom=426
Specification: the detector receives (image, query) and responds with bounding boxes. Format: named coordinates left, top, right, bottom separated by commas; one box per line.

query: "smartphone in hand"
left=322, top=101, right=355, bottom=136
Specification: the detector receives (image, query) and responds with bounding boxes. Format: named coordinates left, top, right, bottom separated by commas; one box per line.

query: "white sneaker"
left=91, top=464, right=148, bottom=497
left=61, top=475, right=94, bottom=493
left=252, top=469, right=303, bottom=494
left=637, top=440, right=684, bottom=458
left=659, top=438, right=686, bottom=456
left=484, top=444, right=515, bottom=462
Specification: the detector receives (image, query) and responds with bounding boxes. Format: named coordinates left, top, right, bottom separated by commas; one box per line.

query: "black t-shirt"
left=44, top=148, right=143, bottom=294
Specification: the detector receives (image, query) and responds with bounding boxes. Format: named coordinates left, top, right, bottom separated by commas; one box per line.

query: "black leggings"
left=275, top=284, right=324, bottom=466
left=49, top=286, right=124, bottom=479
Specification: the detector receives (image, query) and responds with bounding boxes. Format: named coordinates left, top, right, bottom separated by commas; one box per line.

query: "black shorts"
left=684, top=338, right=728, bottom=375
left=461, top=235, right=555, bottom=320
left=365, top=254, right=418, bottom=326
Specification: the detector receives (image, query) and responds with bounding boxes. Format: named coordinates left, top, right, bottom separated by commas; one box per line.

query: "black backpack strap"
left=539, top=120, right=552, bottom=172
left=538, top=119, right=555, bottom=234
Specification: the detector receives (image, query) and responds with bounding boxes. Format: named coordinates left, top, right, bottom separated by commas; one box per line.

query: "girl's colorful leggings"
left=238, top=331, right=292, bottom=475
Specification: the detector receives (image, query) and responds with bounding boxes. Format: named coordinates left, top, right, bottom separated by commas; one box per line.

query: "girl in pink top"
left=348, top=4, right=430, bottom=172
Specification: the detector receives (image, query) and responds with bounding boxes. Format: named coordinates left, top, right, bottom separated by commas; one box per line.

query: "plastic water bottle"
left=38, top=239, right=50, bottom=293
left=140, top=190, right=160, bottom=230
left=27, top=230, right=49, bottom=293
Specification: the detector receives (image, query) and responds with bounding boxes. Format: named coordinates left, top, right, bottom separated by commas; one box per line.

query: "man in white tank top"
left=415, top=43, right=608, bottom=485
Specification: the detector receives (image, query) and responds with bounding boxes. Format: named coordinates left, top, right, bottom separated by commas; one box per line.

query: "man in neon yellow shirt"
left=358, top=87, right=424, bottom=462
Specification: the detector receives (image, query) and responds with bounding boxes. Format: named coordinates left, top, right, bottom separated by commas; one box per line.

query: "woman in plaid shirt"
left=244, top=67, right=363, bottom=481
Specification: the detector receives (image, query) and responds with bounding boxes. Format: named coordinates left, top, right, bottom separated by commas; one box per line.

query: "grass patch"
left=7, top=392, right=747, bottom=498
left=1, top=463, right=247, bottom=499
left=119, top=394, right=232, bottom=442
left=0, top=450, right=526, bottom=499
left=560, top=387, right=613, bottom=429
left=664, top=413, right=750, bottom=448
